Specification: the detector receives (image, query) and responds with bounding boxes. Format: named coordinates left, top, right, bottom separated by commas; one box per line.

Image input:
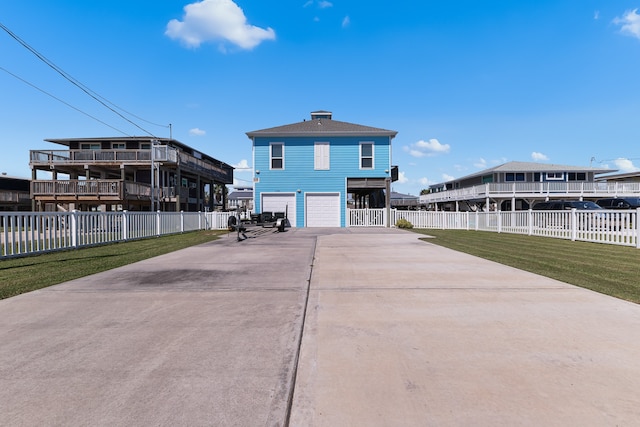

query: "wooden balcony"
left=30, top=180, right=190, bottom=205
left=29, top=146, right=178, bottom=167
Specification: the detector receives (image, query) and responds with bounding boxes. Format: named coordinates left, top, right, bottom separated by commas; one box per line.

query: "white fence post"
left=156, top=211, right=161, bottom=236
left=570, top=208, right=577, bottom=241
left=70, top=210, right=78, bottom=248
left=528, top=209, right=533, bottom=236
left=122, top=211, right=128, bottom=241
left=497, top=211, right=502, bottom=233
left=636, top=208, right=640, bottom=249
left=180, top=211, right=185, bottom=233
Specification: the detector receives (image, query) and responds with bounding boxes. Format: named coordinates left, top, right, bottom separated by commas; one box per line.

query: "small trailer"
left=228, top=210, right=291, bottom=241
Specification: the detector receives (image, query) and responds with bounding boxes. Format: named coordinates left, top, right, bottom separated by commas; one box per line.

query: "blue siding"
left=253, top=136, right=391, bottom=227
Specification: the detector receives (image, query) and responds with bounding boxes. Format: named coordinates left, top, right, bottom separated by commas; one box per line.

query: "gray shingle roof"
left=431, top=161, right=616, bottom=187
left=246, top=118, right=397, bottom=138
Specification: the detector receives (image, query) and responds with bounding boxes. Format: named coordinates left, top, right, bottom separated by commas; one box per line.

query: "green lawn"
left=0, top=230, right=224, bottom=300
left=412, top=229, right=640, bottom=304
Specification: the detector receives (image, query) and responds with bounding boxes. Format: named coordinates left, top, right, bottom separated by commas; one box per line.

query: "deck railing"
left=29, top=147, right=178, bottom=166
left=421, top=182, right=640, bottom=203
left=0, top=210, right=235, bottom=259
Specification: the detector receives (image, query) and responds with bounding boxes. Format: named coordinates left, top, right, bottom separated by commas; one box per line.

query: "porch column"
left=196, top=175, right=201, bottom=212
left=175, top=168, right=181, bottom=212
left=385, top=178, right=391, bottom=227
left=31, top=167, right=37, bottom=211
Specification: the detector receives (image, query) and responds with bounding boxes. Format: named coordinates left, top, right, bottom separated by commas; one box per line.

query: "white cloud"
left=342, top=16, right=351, bottom=28
left=442, top=173, right=455, bottom=182
left=189, top=127, right=206, bottom=136
left=614, top=9, right=640, bottom=39
left=232, top=159, right=251, bottom=170
left=166, top=0, right=276, bottom=50
left=612, top=158, right=640, bottom=172
left=304, top=0, right=332, bottom=8
left=397, top=171, right=408, bottom=184
left=531, top=151, right=549, bottom=161
left=404, top=138, right=450, bottom=158
left=419, top=177, right=432, bottom=186
left=594, top=10, right=600, bottom=20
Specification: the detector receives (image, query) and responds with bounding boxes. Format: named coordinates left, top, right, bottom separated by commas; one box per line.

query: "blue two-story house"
left=246, top=111, right=398, bottom=227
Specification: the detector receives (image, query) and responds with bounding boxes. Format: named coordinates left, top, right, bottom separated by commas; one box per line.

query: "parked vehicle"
left=532, top=200, right=607, bottom=230
left=596, top=198, right=640, bottom=210
left=532, top=200, right=603, bottom=211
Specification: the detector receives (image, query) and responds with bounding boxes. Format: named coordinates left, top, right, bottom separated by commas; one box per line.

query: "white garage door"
left=262, top=193, right=296, bottom=227
left=306, top=193, right=341, bottom=227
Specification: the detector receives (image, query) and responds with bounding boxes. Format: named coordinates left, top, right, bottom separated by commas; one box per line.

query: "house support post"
left=385, top=178, right=391, bottom=227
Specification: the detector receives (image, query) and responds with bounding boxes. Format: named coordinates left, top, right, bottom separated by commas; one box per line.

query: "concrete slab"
left=290, top=230, right=640, bottom=426
left=0, top=230, right=317, bottom=426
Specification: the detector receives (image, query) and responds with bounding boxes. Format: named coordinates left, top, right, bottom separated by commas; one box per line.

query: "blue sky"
left=2, top=0, right=640, bottom=196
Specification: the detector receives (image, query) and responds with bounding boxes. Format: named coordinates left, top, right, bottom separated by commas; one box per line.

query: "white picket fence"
left=2, top=208, right=638, bottom=259
left=0, top=210, right=235, bottom=259
left=390, top=209, right=640, bottom=248
left=346, top=208, right=640, bottom=248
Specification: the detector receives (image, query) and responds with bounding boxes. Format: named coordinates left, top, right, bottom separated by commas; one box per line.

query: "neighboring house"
left=0, top=175, right=31, bottom=211
left=596, top=170, right=640, bottom=184
left=228, top=187, right=254, bottom=212
left=419, top=161, right=626, bottom=211
left=246, top=111, right=398, bottom=227
left=29, top=137, right=233, bottom=212
left=390, top=191, right=419, bottom=209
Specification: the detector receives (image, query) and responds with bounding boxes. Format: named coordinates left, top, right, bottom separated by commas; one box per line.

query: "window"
left=505, top=173, right=525, bottom=182
left=140, top=143, right=151, bottom=150
left=271, top=143, right=284, bottom=169
left=360, top=142, right=374, bottom=169
left=112, top=143, right=126, bottom=150
left=568, top=172, right=586, bottom=181
left=80, top=143, right=101, bottom=150
left=314, top=142, right=330, bottom=170
left=546, top=172, right=564, bottom=180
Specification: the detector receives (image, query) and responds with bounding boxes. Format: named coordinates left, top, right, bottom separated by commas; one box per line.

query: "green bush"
left=395, top=218, right=414, bottom=229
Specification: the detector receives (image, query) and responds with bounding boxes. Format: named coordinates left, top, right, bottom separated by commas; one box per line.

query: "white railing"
left=388, top=209, right=640, bottom=248
left=347, top=209, right=386, bottom=227
left=421, top=182, right=640, bottom=203
left=0, top=210, right=235, bottom=259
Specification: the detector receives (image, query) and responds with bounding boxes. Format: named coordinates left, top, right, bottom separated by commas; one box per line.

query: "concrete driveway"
left=2, top=228, right=640, bottom=426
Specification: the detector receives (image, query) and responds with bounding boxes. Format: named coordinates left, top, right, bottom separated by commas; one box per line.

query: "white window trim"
left=270, top=142, right=284, bottom=170
left=314, top=142, right=330, bottom=170
left=360, top=141, right=374, bottom=169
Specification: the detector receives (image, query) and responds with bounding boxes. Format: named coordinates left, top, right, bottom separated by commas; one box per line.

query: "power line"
left=0, top=22, right=166, bottom=136
left=0, top=65, right=131, bottom=136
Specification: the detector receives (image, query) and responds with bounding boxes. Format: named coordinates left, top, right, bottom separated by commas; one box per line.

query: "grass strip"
left=412, top=229, right=640, bottom=304
left=0, top=230, right=224, bottom=300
